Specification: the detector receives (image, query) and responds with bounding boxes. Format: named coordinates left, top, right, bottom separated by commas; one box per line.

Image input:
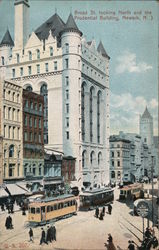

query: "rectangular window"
left=111, top=152, right=114, bottom=157
left=30, top=132, right=32, bottom=142
left=30, top=101, right=33, bottom=109
left=12, top=69, right=15, bottom=78
left=117, top=151, right=120, bottom=157
left=39, top=133, right=41, bottom=143
left=8, top=126, right=11, bottom=138
left=17, top=54, right=19, bottom=63
left=66, top=77, right=69, bottom=87
left=66, top=131, right=69, bottom=140
left=39, top=103, right=42, bottom=112
left=66, top=104, right=69, bottom=113
left=29, top=117, right=32, bottom=127
left=35, top=103, right=37, bottom=110
left=20, top=67, right=23, bottom=76
left=66, top=117, right=69, bottom=127
left=24, top=131, right=28, bottom=141
left=25, top=100, right=28, bottom=108
left=39, top=118, right=41, bottom=128
left=39, top=168, right=41, bottom=176
left=45, top=63, right=49, bottom=72
left=24, top=115, right=27, bottom=126
left=112, top=160, right=114, bottom=166
left=37, top=64, right=40, bottom=74
left=28, top=66, right=32, bottom=75
left=66, top=90, right=69, bottom=99
left=117, top=161, right=120, bottom=167
left=65, top=58, right=69, bottom=69
left=34, top=133, right=37, bottom=142
left=17, top=128, right=20, bottom=140
left=34, top=118, right=37, bottom=128
left=54, top=61, right=57, bottom=70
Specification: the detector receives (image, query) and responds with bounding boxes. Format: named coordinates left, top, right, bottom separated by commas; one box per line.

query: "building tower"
left=139, top=106, right=154, bottom=147
left=14, top=0, right=30, bottom=49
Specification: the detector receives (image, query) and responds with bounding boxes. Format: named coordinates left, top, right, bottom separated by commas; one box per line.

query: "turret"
left=14, top=0, right=30, bottom=49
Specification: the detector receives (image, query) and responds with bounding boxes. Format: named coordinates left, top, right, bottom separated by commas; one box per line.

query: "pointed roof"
left=0, top=29, right=14, bottom=47
left=61, top=13, right=82, bottom=36
left=35, top=13, right=65, bottom=46
left=141, top=106, right=152, bottom=119
left=97, top=41, right=110, bottom=59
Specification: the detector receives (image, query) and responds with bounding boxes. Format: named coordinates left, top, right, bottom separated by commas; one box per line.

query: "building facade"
left=2, top=80, right=23, bottom=180
left=0, top=0, right=110, bottom=188
left=109, top=135, right=130, bottom=184
left=23, top=89, right=44, bottom=177
left=140, top=106, right=154, bottom=147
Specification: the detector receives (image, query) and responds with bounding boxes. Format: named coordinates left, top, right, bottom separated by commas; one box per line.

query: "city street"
left=0, top=186, right=158, bottom=250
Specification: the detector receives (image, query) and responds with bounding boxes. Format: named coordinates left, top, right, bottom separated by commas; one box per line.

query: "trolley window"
left=51, top=206, right=54, bottom=211
left=54, top=204, right=57, bottom=210
left=58, top=203, right=63, bottom=209
left=31, top=207, right=35, bottom=214
left=47, top=206, right=51, bottom=212
left=36, top=208, right=40, bottom=214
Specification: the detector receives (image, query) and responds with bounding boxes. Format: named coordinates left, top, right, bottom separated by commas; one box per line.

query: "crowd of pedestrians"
left=95, top=203, right=113, bottom=220
left=39, top=225, right=56, bottom=245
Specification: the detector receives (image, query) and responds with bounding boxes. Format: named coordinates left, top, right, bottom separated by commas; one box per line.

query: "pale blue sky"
left=0, top=0, right=158, bottom=135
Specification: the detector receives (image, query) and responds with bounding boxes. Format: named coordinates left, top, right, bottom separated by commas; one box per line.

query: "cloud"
left=110, top=92, right=158, bottom=135
left=115, top=51, right=153, bottom=74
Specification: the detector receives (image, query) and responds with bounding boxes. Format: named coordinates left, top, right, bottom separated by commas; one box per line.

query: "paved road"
left=0, top=187, right=158, bottom=250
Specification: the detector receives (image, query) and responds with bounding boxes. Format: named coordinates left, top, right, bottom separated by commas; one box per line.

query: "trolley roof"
left=120, top=183, right=142, bottom=191
left=29, top=194, right=77, bottom=207
left=80, top=187, right=113, bottom=196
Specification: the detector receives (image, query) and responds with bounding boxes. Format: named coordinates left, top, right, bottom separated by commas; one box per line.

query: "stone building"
left=109, top=135, right=131, bottom=184
left=140, top=106, right=154, bottom=147
left=23, top=89, right=44, bottom=177
left=0, top=0, right=110, bottom=188
left=2, top=80, right=23, bottom=180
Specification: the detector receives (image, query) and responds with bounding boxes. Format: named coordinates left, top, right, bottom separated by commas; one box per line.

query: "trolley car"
left=79, top=187, right=114, bottom=211
left=119, top=183, right=143, bottom=201
left=28, top=194, right=78, bottom=226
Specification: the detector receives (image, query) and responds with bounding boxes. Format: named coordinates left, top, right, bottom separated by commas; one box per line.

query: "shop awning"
left=0, top=188, right=9, bottom=198
left=6, top=184, right=29, bottom=196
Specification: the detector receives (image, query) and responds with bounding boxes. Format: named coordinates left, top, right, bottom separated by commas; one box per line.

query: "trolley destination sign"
left=136, top=201, right=149, bottom=218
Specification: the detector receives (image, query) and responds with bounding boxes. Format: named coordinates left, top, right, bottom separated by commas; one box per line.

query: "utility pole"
left=151, top=155, right=154, bottom=227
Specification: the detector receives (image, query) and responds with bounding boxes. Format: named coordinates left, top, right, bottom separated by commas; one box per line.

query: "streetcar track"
left=120, top=214, right=143, bottom=234
left=119, top=220, right=142, bottom=243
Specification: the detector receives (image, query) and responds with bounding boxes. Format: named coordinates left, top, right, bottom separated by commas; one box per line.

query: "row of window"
left=82, top=151, right=102, bottom=168
left=12, top=61, right=58, bottom=77
left=16, top=47, right=54, bottom=64
left=4, top=125, right=20, bottom=140
left=24, top=116, right=42, bottom=128
left=24, top=131, right=42, bottom=143
left=111, top=171, right=121, bottom=179
left=3, top=106, right=20, bottom=121
left=111, top=160, right=120, bottom=167
left=4, top=145, right=20, bottom=158
left=24, top=99, right=42, bottom=111
left=24, top=166, right=42, bottom=176
left=82, top=63, right=104, bottom=79
left=3, top=89, right=20, bottom=102
left=3, top=163, right=20, bottom=177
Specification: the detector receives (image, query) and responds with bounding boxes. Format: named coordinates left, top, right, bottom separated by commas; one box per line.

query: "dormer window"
left=28, top=51, right=32, bottom=61
left=37, top=49, right=40, bottom=59
left=50, top=47, right=53, bottom=56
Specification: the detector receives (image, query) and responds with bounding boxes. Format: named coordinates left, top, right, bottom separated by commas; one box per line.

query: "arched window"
left=26, top=85, right=33, bottom=92
left=50, top=47, right=53, bottom=56
left=40, top=83, right=48, bottom=144
left=90, top=87, right=94, bottom=142
left=98, top=152, right=102, bottom=165
left=97, top=91, right=101, bottom=143
left=111, top=171, right=115, bottom=179
left=65, top=43, right=69, bottom=53
left=9, top=145, right=14, bottom=157
left=81, top=82, right=86, bottom=141
left=37, top=49, right=40, bottom=59
left=82, top=150, right=87, bottom=168
left=28, top=51, right=32, bottom=60
left=90, top=151, right=95, bottom=164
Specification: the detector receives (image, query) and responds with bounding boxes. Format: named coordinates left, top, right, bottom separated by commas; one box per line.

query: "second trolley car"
left=119, top=183, right=143, bottom=201
left=28, top=194, right=78, bottom=226
left=79, top=187, right=114, bottom=211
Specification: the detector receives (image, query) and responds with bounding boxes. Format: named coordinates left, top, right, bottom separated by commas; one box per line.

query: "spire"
left=61, top=13, right=82, bottom=36
left=97, top=41, right=110, bottom=59
left=141, top=106, right=152, bottom=119
left=0, top=29, right=14, bottom=47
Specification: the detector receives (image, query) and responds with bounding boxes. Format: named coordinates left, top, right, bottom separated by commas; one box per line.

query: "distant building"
left=140, top=106, right=154, bottom=147
left=109, top=135, right=131, bottom=184
left=23, top=89, right=44, bottom=177
left=62, top=156, right=76, bottom=184
left=0, top=0, right=110, bottom=188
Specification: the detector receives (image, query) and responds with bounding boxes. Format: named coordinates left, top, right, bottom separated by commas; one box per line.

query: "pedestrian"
left=10, top=203, right=14, bottom=213
left=40, top=228, right=48, bottom=245
left=8, top=215, right=13, bottom=229
left=5, top=216, right=9, bottom=229
left=46, top=226, right=51, bottom=243
left=52, top=225, right=56, bottom=241
left=1, top=204, right=5, bottom=211
left=145, top=227, right=151, bottom=239
left=128, top=240, right=135, bottom=250
left=102, top=206, right=105, bottom=216
left=22, top=205, right=26, bottom=215
left=29, top=228, right=33, bottom=242
left=108, top=204, right=112, bottom=215
left=106, top=234, right=116, bottom=250
left=99, top=210, right=104, bottom=220
left=95, top=206, right=99, bottom=218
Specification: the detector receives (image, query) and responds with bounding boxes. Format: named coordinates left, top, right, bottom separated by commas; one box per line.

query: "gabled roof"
left=0, top=29, right=14, bottom=47
left=97, top=41, right=110, bottom=59
left=35, top=13, right=65, bottom=46
left=141, top=106, right=152, bottom=119
left=61, top=13, right=82, bottom=36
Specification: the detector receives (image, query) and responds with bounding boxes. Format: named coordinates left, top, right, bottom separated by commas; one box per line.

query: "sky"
left=0, top=0, right=158, bottom=135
